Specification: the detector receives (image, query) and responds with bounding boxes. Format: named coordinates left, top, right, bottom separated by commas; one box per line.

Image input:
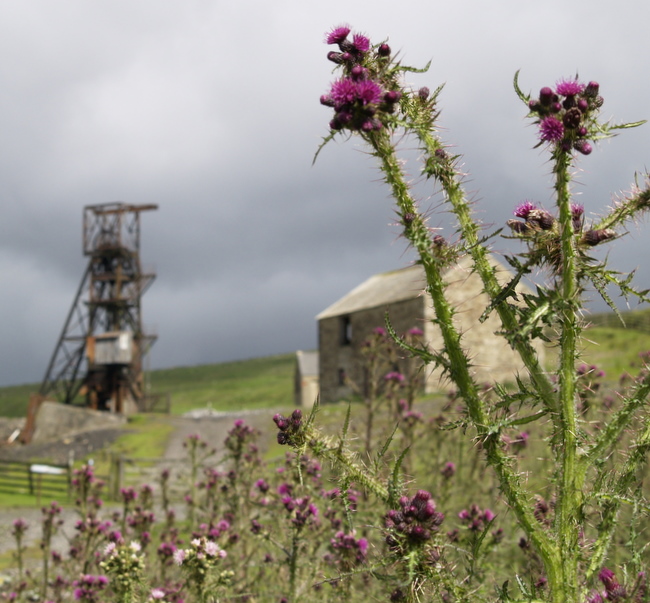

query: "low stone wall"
left=32, top=401, right=127, bottom=443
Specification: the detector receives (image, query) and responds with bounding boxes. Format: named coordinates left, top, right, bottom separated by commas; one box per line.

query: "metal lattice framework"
left=40, top=203, right=157, bottom=412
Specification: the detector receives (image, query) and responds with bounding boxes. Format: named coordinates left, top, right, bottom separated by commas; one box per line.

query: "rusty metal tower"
left=39, top=203, right=158, bottom=413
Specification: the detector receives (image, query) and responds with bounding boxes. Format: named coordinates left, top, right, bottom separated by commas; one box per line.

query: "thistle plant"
left=100, top=541, right=146, bottom=603
left=172, top=537, right=230, bottom=603
left=313, top=24, right=650, bottom=602
left=40, top=501, right=64, bottom=600
left=182, top=434, right=216, bottom=527
left=11, top=517, right=28, bottom=583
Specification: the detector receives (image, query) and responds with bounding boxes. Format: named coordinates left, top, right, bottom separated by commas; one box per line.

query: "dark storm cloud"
left=1, top=0, right=649, bottom=386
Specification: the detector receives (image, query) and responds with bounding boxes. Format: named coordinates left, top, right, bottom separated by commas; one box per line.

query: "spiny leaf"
left=515, top=574, right=532, bottom=599
left=306, top=395, right=320, bottom=428
left=610, top=119, right=647, bottom=130
left=513, top=70, right=530, bottom=105
left=398, top=59, right=432, bottom=74
left=589, top=273, right=625, bottom=325
left=388, top=447, right=409, bottom=506
left=472, top=518, right=496, bottom=560
left=374, top=423, right=399, bottom=470
left=337, top=402, right=353, bottom=457
left=496, top=580, right=511, bottom=602
left=480, top=268, right=525, bottom=323
left=384, top=312, right=440, bottom=365
left=312, top=131, right=341, bottom=165
left=508, top=410, right=547, bottom=426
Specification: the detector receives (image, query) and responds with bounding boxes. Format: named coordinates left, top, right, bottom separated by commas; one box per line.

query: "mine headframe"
left=39, top=203, right=158, bottom=413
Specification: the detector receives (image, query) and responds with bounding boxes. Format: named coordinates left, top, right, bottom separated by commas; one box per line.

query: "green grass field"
left=148, top=353, right=296, bottom=415
left=0, top=352, right=298, bottom=419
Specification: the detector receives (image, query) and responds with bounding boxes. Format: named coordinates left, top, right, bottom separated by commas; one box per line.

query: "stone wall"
left=32, top=401, right=127, bottom=444
left=318, top=297, right=425, bottom=403
left=421, top=259, right=546, bottom=390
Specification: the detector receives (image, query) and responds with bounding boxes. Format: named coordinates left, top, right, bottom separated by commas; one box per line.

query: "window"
left=340, top=315, right=352, bottom=345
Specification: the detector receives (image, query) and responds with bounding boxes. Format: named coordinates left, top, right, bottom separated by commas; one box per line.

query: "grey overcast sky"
left=1, top=0, right=649, bottom=387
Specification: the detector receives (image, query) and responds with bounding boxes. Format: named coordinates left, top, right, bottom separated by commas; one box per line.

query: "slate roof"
left=314, top=255, right=515, bottom=321
left=316, top=264, right=429, bottom=320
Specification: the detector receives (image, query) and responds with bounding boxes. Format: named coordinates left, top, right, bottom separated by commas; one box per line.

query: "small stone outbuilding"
left=294, top=350, right=320, bottom=408
left=316, top=256, right=543, bottom=403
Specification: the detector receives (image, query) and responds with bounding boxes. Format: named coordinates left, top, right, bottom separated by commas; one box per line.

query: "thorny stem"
left=362, top=129, right=562, bottom=588
left=585, top=371, right=650, bottom=468
left=303, top=423, right=390, bottom=502
left=554, top=149, right=581, bottom=603
left=414, top=126, right=559, bottom=421
left=592, top=179, right=650, bottom=232
left=289, top=530, right=300, bottom=603
left=586, top=411, right=650, bottom=580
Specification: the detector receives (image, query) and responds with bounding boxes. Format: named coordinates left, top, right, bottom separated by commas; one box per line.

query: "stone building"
left=294, top=350, right=319, bottom=408
left=316, top=257, right=542, bottom=403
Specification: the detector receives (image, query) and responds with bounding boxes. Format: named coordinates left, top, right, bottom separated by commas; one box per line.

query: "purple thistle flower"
left=583, top=229, right=615, bottom=247
left=326, top=51, right=345, bottom=65
left=384, top=371, right=405, bottom=383
left=539, top=116, right=565, bottom=142
left=555, top=78, right=585, bottom=97
left=514, top=200, right=536, bottom=218
left=384, top=90, right=402, bottom=104
left=563, top=107, right=582, bottom=129
left=326, top=26, right=350, bottom=45
left=352, top=33, right=370, bottom=53
left=330, top=78, right=359, bottom=107
left=355, top=79, right=383, bottom=105
left=571, top=203, right=584, bottom=219
left=441, top=462, right=456, bottom=479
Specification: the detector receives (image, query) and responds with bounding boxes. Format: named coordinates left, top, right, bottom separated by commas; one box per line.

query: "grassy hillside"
left=0, top=353, right=297, bottom=418
left=148, top=353, right=296, bottom=415
left=588, top=306, right=650, bottom=331
left=0, top=383, right=39, bottom=418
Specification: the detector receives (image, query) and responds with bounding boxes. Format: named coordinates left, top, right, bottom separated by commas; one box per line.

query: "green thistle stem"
left=587, top=412, right=650, bottom=580
left=414, top=126, right=558, bottom=420
left=554, top=149, right=581, bottom=602
left=363, top=129, right=561, bottom=590
left=592, top=179, right=650, bottom=232
left=586, top=371, right=650, bottom=467
left=304, top=425, right=390, bottom=502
